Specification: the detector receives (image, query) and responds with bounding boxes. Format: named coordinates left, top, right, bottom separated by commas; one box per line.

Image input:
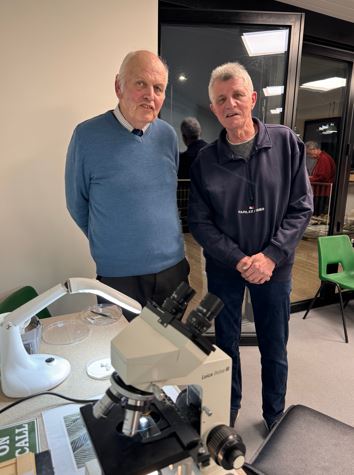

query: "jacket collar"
left=217, top=118, right=272, bottom=164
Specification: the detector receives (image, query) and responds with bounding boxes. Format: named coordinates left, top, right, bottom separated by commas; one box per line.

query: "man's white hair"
left=116, top=50, right=169, bottom=92
left=208, top=62, right=254, bottom=102
left=305, top=140, right=320, bottom=150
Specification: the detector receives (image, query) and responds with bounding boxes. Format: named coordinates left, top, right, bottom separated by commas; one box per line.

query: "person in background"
left=306, top=141, right=336, bottom=216
left=188, top=62, right=313, bottom=429
left=177, top=117, right=207, bottom=232
left=65, top=50, right=189, bottom=319
left=306, top=153, right=317, bottom=175
left=178, top=117, right=207, bottom=179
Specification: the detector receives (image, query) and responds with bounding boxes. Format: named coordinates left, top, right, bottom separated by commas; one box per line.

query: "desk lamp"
left=0, top=277, right=141, bottom=398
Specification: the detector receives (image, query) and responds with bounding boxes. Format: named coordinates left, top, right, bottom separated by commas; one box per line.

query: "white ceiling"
left=275, top=0, right=354, bottom=23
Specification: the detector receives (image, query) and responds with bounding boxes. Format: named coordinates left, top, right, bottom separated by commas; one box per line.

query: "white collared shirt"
left=113, top=105, right=150, bottom=134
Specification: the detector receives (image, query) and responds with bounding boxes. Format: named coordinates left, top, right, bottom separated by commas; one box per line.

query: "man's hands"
left=236, top=253, right=275, bottom=284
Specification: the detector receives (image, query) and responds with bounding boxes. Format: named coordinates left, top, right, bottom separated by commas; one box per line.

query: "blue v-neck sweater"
left=65, top=111, right=184, bottom=277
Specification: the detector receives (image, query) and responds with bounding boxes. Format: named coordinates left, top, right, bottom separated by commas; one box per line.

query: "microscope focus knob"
left=207, top=424, right=246, bottom=470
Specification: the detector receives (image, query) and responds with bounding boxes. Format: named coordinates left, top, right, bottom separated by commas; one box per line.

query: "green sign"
left=0, top=420, right=39, bottom=462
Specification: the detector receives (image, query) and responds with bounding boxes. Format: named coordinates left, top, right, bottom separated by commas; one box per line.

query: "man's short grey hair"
left=208, top=62, right=254, bottom=102
left=117, top=50, right=169, bottom=91
left=180, top=117, right=202, bottom=140
left=305, top=140, right=320, bottom=150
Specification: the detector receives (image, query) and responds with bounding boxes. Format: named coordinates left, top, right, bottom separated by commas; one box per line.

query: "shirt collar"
left=113, top=105, right=150, bottom=133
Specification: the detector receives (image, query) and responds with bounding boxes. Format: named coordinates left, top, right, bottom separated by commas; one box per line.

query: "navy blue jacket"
left=188, top=118, right=313, bottom=281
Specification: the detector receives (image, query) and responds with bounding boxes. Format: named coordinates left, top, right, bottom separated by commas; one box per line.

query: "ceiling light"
left=300, top=77, right=346, bottom=92
left=263, top=86, right=284, bottom=96
left=178, top=74, right=187, bottom=82
left=241, top=30, right=288, bottom=56
left=270, top=107, right=283, bottom=114
left=320, top=123, right=337, bottom=134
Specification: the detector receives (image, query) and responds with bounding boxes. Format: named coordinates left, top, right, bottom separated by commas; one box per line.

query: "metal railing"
left=177, top=179, right=190, bottom=232
left=311, top=182, right=333, bottom=221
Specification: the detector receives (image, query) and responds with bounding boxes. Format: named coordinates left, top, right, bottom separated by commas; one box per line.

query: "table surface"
left=0, top=312, right=246, bottom=475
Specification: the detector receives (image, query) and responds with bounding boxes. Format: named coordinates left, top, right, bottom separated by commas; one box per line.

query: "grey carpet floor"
left=237, top=302, right=354, bottom=461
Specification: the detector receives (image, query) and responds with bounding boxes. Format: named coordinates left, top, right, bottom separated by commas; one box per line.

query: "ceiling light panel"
left=263, top=86, right=284, bottom=96
left=241, top=30, right=289, bottom=56
left=300, top=77, right=346, bottom=92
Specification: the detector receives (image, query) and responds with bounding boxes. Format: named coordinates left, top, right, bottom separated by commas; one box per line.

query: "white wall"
left=0, top=0, right=158, bottom=315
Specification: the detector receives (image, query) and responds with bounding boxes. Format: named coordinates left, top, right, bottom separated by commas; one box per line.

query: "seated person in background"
left=178, top=117, right=207, bottom=179
left=306, top=141, right=336, bottom=216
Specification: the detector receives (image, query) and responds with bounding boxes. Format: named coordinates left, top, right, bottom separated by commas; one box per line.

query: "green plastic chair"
left=303, top=234, right=354, bottom=343
left=0, top=286, right=51, bottom=319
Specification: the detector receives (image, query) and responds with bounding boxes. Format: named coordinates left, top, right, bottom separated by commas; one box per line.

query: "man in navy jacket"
left=188, top=62, right=313, bottom=430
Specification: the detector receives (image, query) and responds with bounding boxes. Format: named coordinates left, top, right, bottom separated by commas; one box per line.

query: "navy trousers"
left=207, top=265, right=291, bottom=427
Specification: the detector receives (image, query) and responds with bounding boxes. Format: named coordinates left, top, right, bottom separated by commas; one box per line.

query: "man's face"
left=306, top=146, right=320, bottom=159
left=210, top=77, right=257, bottom=131
left=115, top=52, right=167, bottom=129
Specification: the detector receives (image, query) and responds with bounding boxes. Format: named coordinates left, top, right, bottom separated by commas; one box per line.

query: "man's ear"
left=251, top=91, right=257, bottom=109
left=210, top=103, right=216, bottom=116
left=115, top=75, right=122, bottom=99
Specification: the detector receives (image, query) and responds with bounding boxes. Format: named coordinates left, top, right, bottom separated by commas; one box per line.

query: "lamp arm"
left=3, top=283, right=68, bottom=328
left=3, top=278, right=142, bottom=329
left=66, top=278, right=141, bottom=315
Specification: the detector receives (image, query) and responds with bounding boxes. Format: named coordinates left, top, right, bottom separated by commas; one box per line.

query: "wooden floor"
left=183, top=233, right=319, bottom=307
left=292, top=238, right=319, bottom=301
left=184, top=233, right=207, bottom=311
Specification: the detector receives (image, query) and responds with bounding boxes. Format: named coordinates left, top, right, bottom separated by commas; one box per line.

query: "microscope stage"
left=80, top=397, right=207, bottom=475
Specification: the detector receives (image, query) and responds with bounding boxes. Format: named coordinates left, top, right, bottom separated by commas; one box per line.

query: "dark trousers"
left=207, top=266, right=291, bottom=426
left=97, top=258, right=190, bottom=321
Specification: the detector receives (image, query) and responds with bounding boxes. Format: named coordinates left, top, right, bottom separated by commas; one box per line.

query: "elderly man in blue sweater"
left=65, top=50, right=189, bottom=317
left=188, top=62, right=313, bottom=429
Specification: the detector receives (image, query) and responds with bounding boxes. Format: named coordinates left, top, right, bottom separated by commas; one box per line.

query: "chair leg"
left=337, top=285, right=349, bottom=343
left=303, top=284, right=323, bottom=320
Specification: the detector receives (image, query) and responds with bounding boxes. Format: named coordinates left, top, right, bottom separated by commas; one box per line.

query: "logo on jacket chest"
left=238, top=206, right=265, bottom=215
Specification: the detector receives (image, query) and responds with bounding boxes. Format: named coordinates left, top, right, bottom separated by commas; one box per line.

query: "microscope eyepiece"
left=197, top=293, right=224, bottom=322
left=186, top=293, right=224, bottom=334
left=160, top=282, right=196, bottom=320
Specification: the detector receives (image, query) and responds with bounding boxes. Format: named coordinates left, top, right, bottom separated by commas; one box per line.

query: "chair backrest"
left=0, top=286, right=51, bottom=319
left=244, top=404, right=354, bottom=475
left=318, top=235, right=354, bottom=279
